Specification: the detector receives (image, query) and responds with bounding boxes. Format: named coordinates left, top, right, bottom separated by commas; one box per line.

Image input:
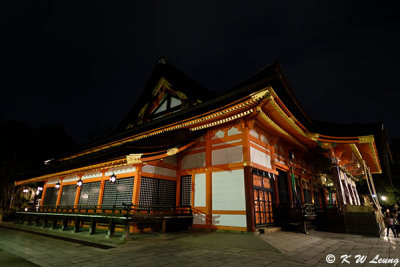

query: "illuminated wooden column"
left=98, top=178, right=106, bottom=206
left=332, top=164, right=345, bottom=208
left=132, top=165, right=142, bottom=206
left=310, top=182, right=315, bottom=204
left=242, top=124, right=255, bottom=232
left=56, top=184, right=63, bottom=206
left=176, top=153, right=183, bottom=207
left=341, top=174, right=353, bottom=205
left=205, top=131, right=212, bottom=226
left=353, top=184, right=361, bottom=205
left=74, top=185, right=81, bottom=207
left=40, top=187, right=47, bottom=206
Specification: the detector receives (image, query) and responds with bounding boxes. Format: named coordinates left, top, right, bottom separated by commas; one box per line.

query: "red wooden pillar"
left=242, top=124, right=256, bottom=232
left=41, top=187, right=47, bottom=206
left=98, top=179, right=105, bottom=206
left=56, top=185, right=63, bottom=206
left=132, top=165, right=142, bottom=206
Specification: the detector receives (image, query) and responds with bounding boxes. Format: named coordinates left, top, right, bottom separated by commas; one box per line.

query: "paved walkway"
left=0, top=222, right=399, bottom=266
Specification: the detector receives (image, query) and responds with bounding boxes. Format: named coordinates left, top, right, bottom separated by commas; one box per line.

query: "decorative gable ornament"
left=166, top=147, right=179, bottom=156
left=126, top=154, right=143, bottom=164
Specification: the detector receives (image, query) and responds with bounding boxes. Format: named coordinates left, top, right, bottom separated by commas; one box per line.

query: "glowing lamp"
left=55, top=182, right=61, bottom=189
left=77, top=179, right=83, bottom=187
left=23, top=188, right=29, bottom=193
left=381, top=195, right=387, bottom=201
left=109, top=173, right=117, bottom=183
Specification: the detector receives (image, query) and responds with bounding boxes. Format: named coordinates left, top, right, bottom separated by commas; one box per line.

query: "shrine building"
left=15, top=59, right=385, bottom=236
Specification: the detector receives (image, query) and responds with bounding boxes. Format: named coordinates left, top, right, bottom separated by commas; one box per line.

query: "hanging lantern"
left=109, top=173, right=117, bottom=183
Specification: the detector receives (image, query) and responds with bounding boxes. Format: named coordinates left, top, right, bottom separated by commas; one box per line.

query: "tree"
left=0, top=117, right=75, bottom=221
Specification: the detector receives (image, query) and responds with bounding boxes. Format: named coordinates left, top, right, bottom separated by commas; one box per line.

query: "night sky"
left=1, top=1, right=400, bottom=146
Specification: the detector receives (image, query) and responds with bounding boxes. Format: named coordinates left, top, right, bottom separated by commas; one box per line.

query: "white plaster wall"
left=227, top=127, right=242, bottom=136
left=181, top=152, right=206, bottom=170
left=194, top=173, right=206, bottom=207
left=212, top=169, right=246, bottom=210
left=249, top=129, right=259, bottom=139
left=250, top=147, right=272, bottom=168
left=105, top=165, right=136, bottom=176
left=63, top=174, right=80, bottom=183
left=212, top=214, right=247, bottom=227
left=46, top=178, right=61, bottom=185
left=163, top=155, right=177, bottom=166
left=212, top=146, right=243, bottom=166
left=142, top=165, right=177, bottom=177
left=82, top=171, right=102, bottom=180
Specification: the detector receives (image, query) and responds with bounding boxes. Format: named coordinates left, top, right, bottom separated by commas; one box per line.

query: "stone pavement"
left=0, top=222, right=399, bottom=267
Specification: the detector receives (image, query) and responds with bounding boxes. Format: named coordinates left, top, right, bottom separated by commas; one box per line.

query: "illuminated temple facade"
left=16, top=59, right=384, bottom=234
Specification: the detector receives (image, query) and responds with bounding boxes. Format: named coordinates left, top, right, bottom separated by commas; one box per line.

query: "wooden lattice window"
left=59, top=185, right=77, bottom=206
left=102, top=177, right=134, bottom=206
left=43, top=187, right=58, bottom=206
left=180, top=175, right=192, bottom=206
left=79, top=181, right=101, bottom=206
left=139, top=177, right=176, bottom=207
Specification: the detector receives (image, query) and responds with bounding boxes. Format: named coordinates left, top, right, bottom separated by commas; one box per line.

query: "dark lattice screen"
left=102, top=177, right=134, bottom=206
left=304, top=189, right=312, bottom=203
left=277, top=170, right=289, bottom=204
left=43, top=187, right=58, bottom=206
left=158, top=179, right=176, bottom=206
left=139, top=177, right=158, bottom=206
left=180, top=175, right=191, bottom=206
left=139, top=177, right=176, bottom=206
left=313, top=191, right=320, bottom=206
left=59, top=185, right=77, bottom=206
left=79, top=181, right=101, bottom=205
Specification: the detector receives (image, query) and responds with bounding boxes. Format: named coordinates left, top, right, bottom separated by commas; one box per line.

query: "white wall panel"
left=212, top=214, right=247, bottom=227
left=249, top=129, right=259, bottom=139
left=105, top=165, right=136, bottom=176
left=194, top=173, right=206, bottom=207
left=163, top=155, right=177, bottom=166
left=212, top=146, right=243, bottom=166
left=142, top=165, right=177, bottom=177
left=250, top=147, right=272, bottom=168
left=82, top=171, right=102, bottom=180
left=212, top=169, right=245, bottom=210
left=181, top=152, right=206, bottom=170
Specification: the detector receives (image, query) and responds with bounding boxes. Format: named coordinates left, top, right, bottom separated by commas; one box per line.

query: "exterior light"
left=372, top=194, right=376, bottom=198
left=37, top=186, right=43, bottom=191
left=24, top=207, right=28, bottom=211
left=77, top=179, right=83, bottom=187
left=381, top=195, right=387, bottom=201
left=109, top=173, right=117, bottom=183
left=55, top=182, right=61, bottom=189
left=23, top=188, right=29, bottom=193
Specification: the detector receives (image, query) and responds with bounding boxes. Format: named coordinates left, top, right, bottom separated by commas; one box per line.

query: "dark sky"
left=1, top=1, right=400, bottom=145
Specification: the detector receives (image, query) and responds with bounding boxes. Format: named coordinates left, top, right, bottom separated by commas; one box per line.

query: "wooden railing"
left=21, top=204, right=192, bottom=216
